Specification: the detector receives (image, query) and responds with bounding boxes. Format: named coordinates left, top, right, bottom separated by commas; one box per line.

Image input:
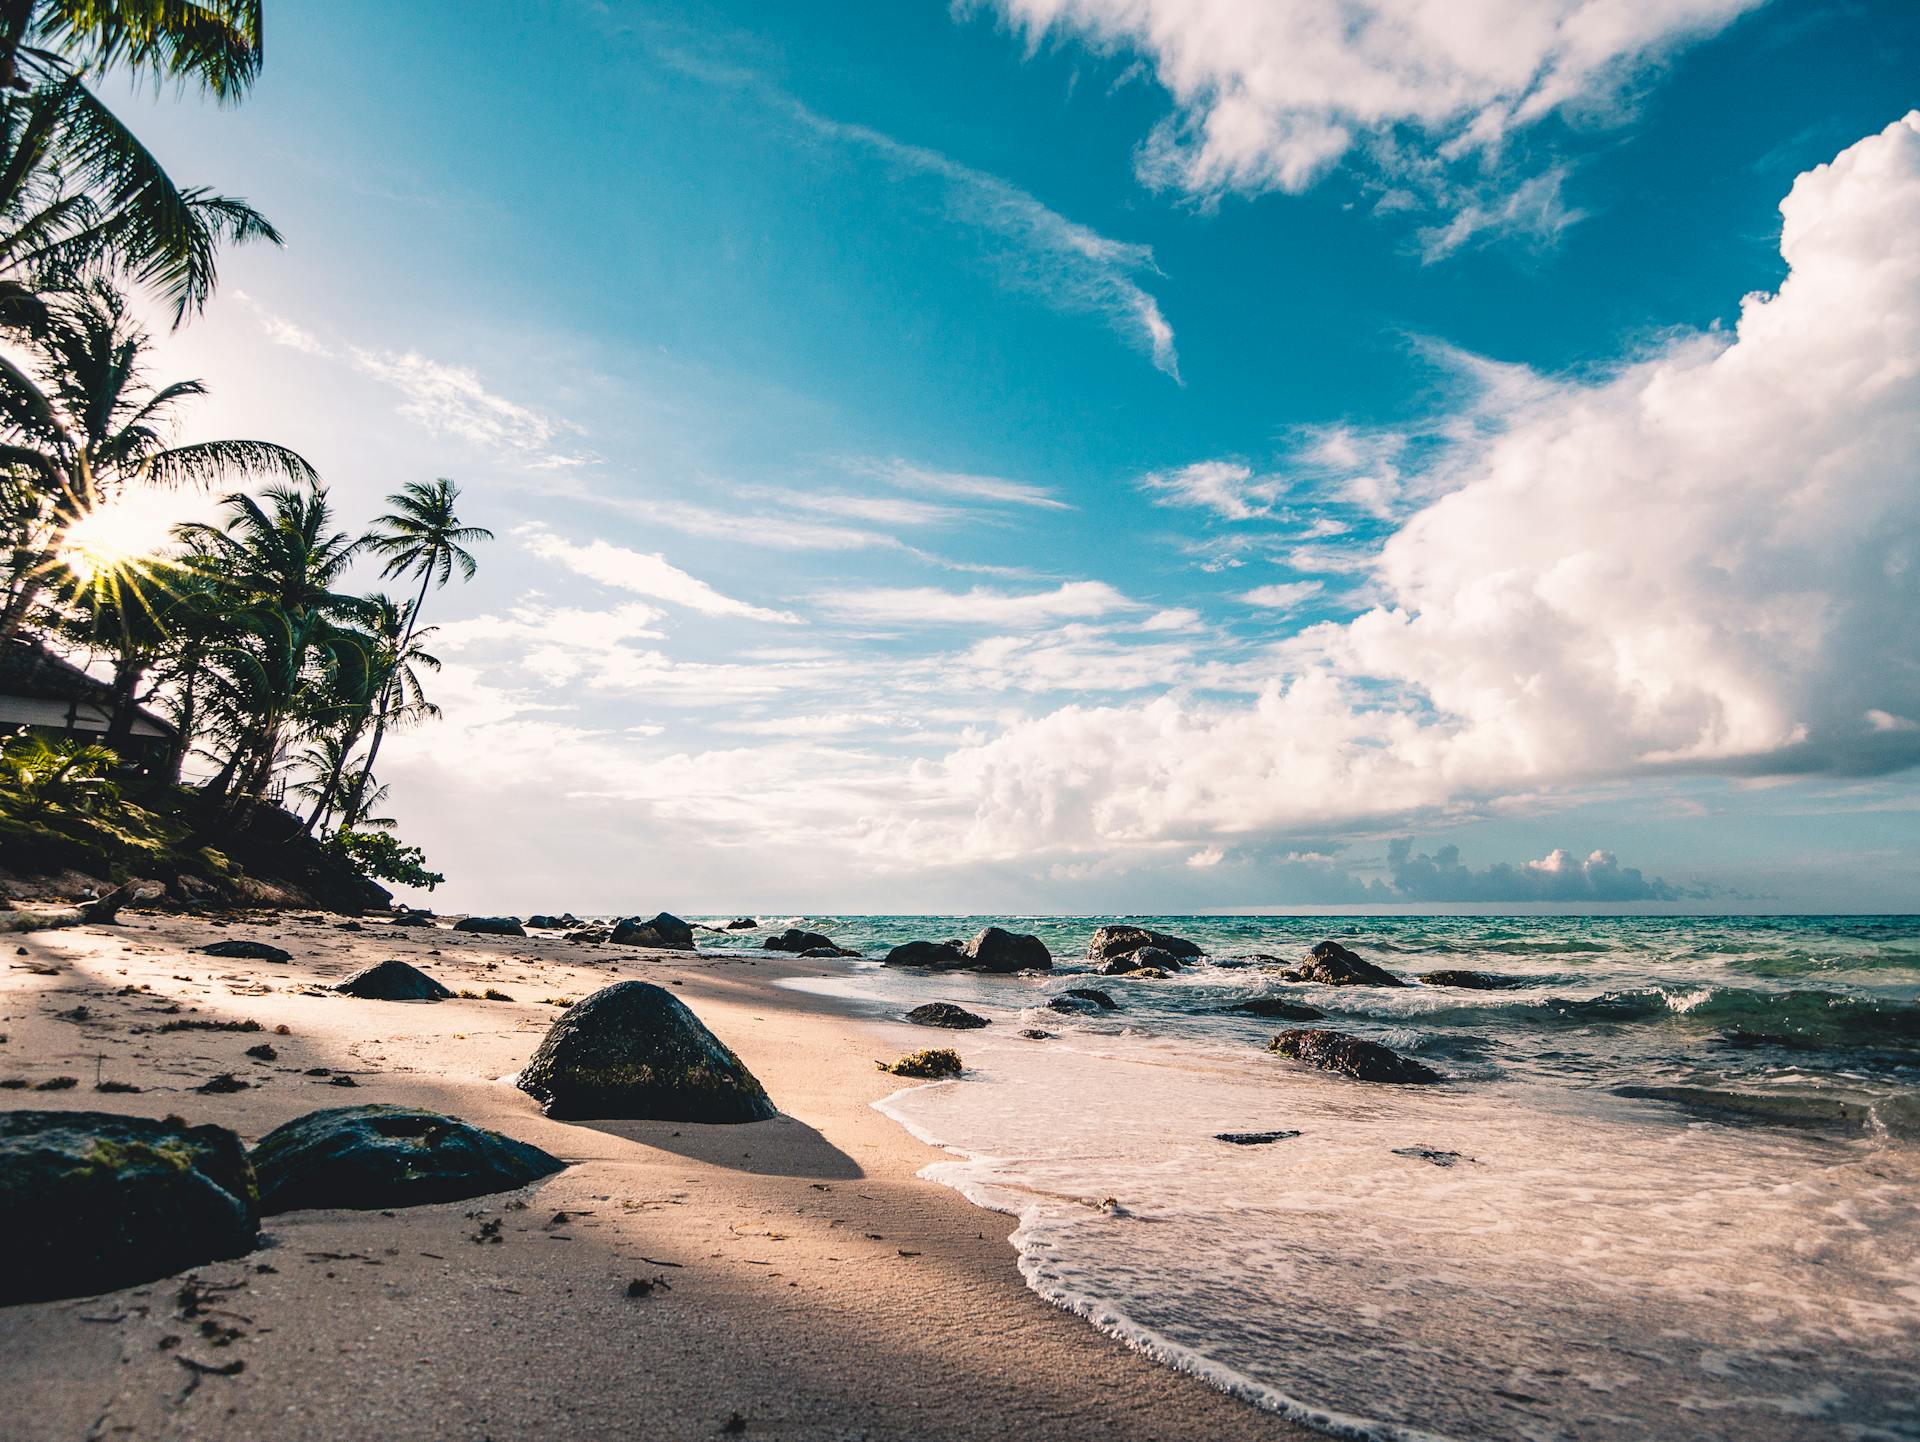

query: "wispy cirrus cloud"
left=815, top=579, right=1138, bottom=627
left=848, top=456, right=1072, bottom=510
left=519, top=525, right=802, bottom=624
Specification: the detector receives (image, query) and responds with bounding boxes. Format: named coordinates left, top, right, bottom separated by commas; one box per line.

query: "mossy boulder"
left=1280, top=940, right=1404, bottom=987
left=1268, top=1028, right=1439, bottom=1084
left=249, top=1105, right=564, bottom=1214
left=877, top=1048, right=963, bottom=1079
left=0, top=1110, right=257, bottom=1304
left=334, top=959, right=453, bottom=1001
left=515, top=981, right=776, bottom=1123
left=906, top=1002, right=990, bottom=1029
left=610, top=912, right=695, bottom=950
left=452, top=915, right=526, bottom=937
left=1087, top=927, right=1199, bottom=968
left=199, top=938, right=292, bottom=963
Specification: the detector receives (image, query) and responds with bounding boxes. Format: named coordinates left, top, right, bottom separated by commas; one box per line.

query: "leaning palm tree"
left=337, top=479, right=487, bottom=826
left=0, top=280, right=314, bottom=640
left=0, top=1, right=263, bottom=100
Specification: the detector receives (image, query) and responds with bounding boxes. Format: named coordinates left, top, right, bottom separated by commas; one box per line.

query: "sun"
left=58, top=498, right=172, bottom=585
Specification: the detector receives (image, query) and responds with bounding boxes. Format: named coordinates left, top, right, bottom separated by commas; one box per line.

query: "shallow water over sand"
left=741, top=916, right=1920, bottom=1441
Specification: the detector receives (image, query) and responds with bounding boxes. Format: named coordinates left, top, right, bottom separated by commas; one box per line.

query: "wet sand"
left=0, top=909, right=1312, bottom=1442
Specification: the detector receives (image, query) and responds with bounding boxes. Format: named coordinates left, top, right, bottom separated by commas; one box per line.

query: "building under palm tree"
left=0, top=637, right=176, bottom=770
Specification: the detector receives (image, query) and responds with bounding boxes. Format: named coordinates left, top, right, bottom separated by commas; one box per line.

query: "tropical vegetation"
left=0, top=2, right=486, bottom=897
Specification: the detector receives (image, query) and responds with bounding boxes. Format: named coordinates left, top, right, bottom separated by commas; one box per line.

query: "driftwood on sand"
left=0, top=880, right=158, bottom=934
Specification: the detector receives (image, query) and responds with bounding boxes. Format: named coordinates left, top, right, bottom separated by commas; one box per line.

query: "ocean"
left=699, top=915, right=1920, bottom=1442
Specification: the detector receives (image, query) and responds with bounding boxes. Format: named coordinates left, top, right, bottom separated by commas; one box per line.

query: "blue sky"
left=106, top=0, right=1920, bottom=912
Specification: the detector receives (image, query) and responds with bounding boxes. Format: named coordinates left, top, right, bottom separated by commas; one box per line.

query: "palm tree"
left=176, top=482, right=367, bottom=801
left=338, top=479, right=487, bottom=826
left=0, top=1, right=264, bottom=100
left=0, top=280, right=314, bottom=639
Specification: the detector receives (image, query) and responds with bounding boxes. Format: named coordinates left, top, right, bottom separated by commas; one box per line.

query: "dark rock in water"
left=800, top=945, right=861, bottom=959
left=1613, top=1084, right=1871, bottom=1133
left=610, top=912, right=696, bottom=950
left=1106, top=964, right=1171, bottom=979
left=526, top=914, right=580, bottom=931
left=883, top=940, right=967, bottom=969
left=1280, top=941, right=1404, bottom=987
left=0, top=1110, right=257, bottom=1304
left=1418, top=970, right=1523, bottom=990
left=565, top=928, right=611, bottom=944
left=516, top=981, right=776, bottom=1123
left=876, top=1048, right=962, bottom=1079
left=765, top=928, right=834, bottom=953
left=725, top=918, right=757, bottom=930
left=1048, top=988, right=1119, bottom=1014
left=1393, top=1145, right=1465, bottom=1167
left=1225, top=997, right=1325, bottom=1021
left=962, top=926, right=1052, bottom=972
left=1268, top=1028, right=1439, bottom=1084
left=907, top=1002, right=990, bottom=1030
left=200, top=939, right=292, bottom=963
left=1017, top=1028, right=1054, bottom=1040
left=1100, top=946, right=1182, bottom=976
left=250, top=1104, right=565, bottom=1214
left=1087, top=926, right=1200, bottom=967
left=335, top=959, right=453, bottom=1002
left=1216, top=1130, right=1301, bottom=1146
left=391, top=910, right=436, bottom=927
left=452, top=916, right=525, bottom=937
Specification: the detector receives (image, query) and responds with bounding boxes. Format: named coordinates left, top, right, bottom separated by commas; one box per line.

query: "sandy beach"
left=0, top=908, right=1311, bottom=1442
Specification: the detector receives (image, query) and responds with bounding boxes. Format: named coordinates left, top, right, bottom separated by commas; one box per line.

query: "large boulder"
left=883, top=940, right=967, bottom=969
left=724, top=918, right=758, bottom=930
left=1268, top=1029, right=1439, bottom=1084
left=1087, top=926, right=1201, bottom=968
left=1049, top=987, right=1118, bottom=1014
left=961, top=926, right=1052, bottom=972
left=515, top=981, right=776, bottom=1123
left=610, top=912, right=696, bottom=950
left=452, top=916, right=525, bottom=937
left=907, top=1002, right=990, bottom=1030
left=334, top=959, right=453, bottom=1002
left=0, top=1110, right=257, bottom=1304
left=200, top=939, right=292, bottom=963
left=1281, top=941, right=1404, bottom=987
left=526, top=913, right=579, bottom=931
left=249, top=1105, right=564, bottom=1214
left=1099, top=945, right=1185, bottom=976
left=765, top=928, right=835, bottom=953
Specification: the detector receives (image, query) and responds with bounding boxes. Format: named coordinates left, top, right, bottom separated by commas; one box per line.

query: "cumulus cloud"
left=969, top=0, right=1760, bottom=242
left=1239, top=581, right=1324, bottom=611
left=913, top=114, right=1920, bottom=857
left=519, top=525, right=802, bottom=623
left=1385, top=840, right=1678, bottom=902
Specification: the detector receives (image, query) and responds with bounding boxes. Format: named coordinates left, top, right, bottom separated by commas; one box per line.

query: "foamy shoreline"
left=0, top=907, right=1311, bottom=1442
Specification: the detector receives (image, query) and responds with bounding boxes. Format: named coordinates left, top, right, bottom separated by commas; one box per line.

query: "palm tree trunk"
left=337, top=569, right=431, bottom=830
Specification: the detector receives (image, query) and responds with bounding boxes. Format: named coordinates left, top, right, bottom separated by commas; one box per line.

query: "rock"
left=1418, top=970, right=1522, bottom=989
left=565, top=928, right=611, bottom=944
left=199, top=939, right=291, bottom=963
left=334, top=959, right=454, bottom=1002
left=882, top=940, right=967, bottom=969
left=1087, top=926, right=1202, bottom=967
left=962, top=926, right=1053, bottom=972
left=1048, top=988, right=1118, bottom=1014
left=0, top=1110, right=257, bottom=1304
left=526, top=914, right=580, bottom=931
left=1107, top=965, right=1170, bottom=979
left=724, top=918, right=758, bottom=930
left=1216, top=1130, right=1301, bottom=1146
left=249, top=1104, right=565, bottom=1214
left=452, top=916, right=525, bottom=937
left=876, top=1048, right=962, bottom=1079
left=1280, top=940, right=1405, bottom=987
left=1392, top=1145, right=1465, bottom=1166
left=906, top=1002, right=990, bottom=1029
left=800, top=945, right=861, bottom=958
left=390, top=910, right=436, bottom=927
left=515, top=981, right=776, bottom=1123
left=1017, top=1028, right=1054, bottom=1040
left=765, top=928, right=834, bottom=953
left=610, top=912, right=696, bottom=950
left=1100, top=946, right=1182, bottom=975
left=1224, top=997, right=1326, bottom=1021
left=1268, top=1028, right=1439, bottom=1084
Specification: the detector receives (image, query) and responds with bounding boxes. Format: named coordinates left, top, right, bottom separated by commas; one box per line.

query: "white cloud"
left=970, top=0, right=1761, bottom=242
left=1239, top=581, right=1324, bottom=611
left=816, top=579, right=1138, bottom=627
left=519, top=525, right=803, bottom=624
left=1139, top=459, right=1284, bottom=519
left=850, top=456, right=1071, bottom=510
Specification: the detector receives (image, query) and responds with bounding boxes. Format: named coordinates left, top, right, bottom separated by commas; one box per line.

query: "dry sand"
left=0, top=909, right=1314, bottom=1442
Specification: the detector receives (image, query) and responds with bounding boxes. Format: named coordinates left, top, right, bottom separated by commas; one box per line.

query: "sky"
left=98, top=0, right=1920, bottom=913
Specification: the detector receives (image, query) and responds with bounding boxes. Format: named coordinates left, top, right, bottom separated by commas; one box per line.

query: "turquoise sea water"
left=700, top=915, right=1920, bottom=1441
